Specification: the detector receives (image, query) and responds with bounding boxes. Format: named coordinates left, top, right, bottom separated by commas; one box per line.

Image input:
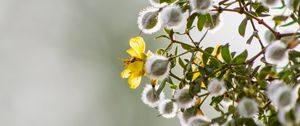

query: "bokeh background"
left=0, top=0, right=297, bottom=126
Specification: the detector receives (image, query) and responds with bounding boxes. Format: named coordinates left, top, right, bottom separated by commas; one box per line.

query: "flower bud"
left=255, top=120, right=266, bottom=126
left=260, top=0, right=280, bottom=7
left=178, top=109, right=197, bottom=126
left=265, top=41, right=289, bottom=67
left=237, top=98, right=258, bottom=117
left=174, top=87, right=196, bottom=109
left=295, top=103, right=300, bottom=124
left=278, top=110, right=294, bottom=126
left=273, top=86, right=296, bottom=111
left=207, top=78, right=226, bottom=97
left=148, top=0, right=168, bottom=7
left=190, top=0, right=212, bottom=14
left=146, top=55, right=169, bottom=80
left=141, top=84, right=165, bottom=108
left=267, top=80, right=286, bottom=101
left=158, top=99, right=178, bottom=118
left=160, top=5, right=184, bottom=29
left=138, top=7, right=162, bottom=34
left=205, top=14, right=222, bottom=31
left=187, top=116, right=211, bottom=126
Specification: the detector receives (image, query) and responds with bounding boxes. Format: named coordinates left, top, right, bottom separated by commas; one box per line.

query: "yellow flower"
left=191, top=66, right=206, bottom=88
left=121, top=36, right=147, bottom=89
left=213, top=45, right=221, bottom=59
left=192, top=45, right=221, bottom=88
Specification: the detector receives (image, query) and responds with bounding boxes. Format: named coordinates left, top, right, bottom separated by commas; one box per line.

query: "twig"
left=211, top=7, right=300, bottom=40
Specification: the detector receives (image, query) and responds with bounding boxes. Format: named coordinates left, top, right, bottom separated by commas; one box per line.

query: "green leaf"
left=156, top=48, right=165, bottom=55
left=246, top=34, right=254, bottom=44
left=253, top=2, right=269, bottom=14
left=295, top=0, right=300, bottom=10
left=238, top=18, right=248, bottom=37
left=298, top=6, right=300, bottom=24
left=289, top=50, right=300, bottom=63
left=170, top=47, right=178, bottom=68
left=212, top=116, right=227, bottom=124
left=197, top=14, right=207, bottom=31
left=281, top=21, right=296, bottom=27
left=156, top=78, right=167, bottom=96
left=294, top=0, right=300, bottom=10
left=189, top=82, right=201, bottom=95
left=160, top=0, right=177, bottom=4
left=236, top=118, right=256, bottom=125
left=210, top=96, right=224, bottom=110
left=221, top=44, right=232, bottom=64
left=164, top=28, right=171, bottom=34
left=178, top=57, right=186, bottom=68
left=209, top=57, right=221, bottom=67
left=187, top=13, right=197, bottom=30
left=180, top=42, right=194, bottom=51
left=257, top=65, right=273, bottom=80
left=273, top=15, right=288, bottom=26
left=228, top=105, right=235, bottom=114
left=202, top=47, right=214, bottom=65
left=232, top=50, right=248, bottom=64
left=206, top=14, right=214, bottom=27
left=265, top=30, right=275, bottom=43
left=252, top=65, right=261, bottom=77
left=155, top=35, right=169, bottom=40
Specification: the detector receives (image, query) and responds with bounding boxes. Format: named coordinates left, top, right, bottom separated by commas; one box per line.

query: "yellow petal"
left=192, top=66, right=206, bottom=88
left=213, top=45, right=221, bottom=60
left=128, top=74, right=142, bottom=89
left=192, top=66, right=200, bottom=81
left=199, top=52, right=204, bottom=66
left=201, top=82, right=206, bottom=88
left=126, top=48, right=140, bottom=58
left=128, top=61, right=144, bottom=75
left=121, top=69, right=131, bottom=78
left=129, top=36, right=145, bottom=57
left=192, top=72, right=200, bottom=81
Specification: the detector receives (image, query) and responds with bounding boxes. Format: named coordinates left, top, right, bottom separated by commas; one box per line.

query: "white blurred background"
left=0, top=0, right=297, bottom=126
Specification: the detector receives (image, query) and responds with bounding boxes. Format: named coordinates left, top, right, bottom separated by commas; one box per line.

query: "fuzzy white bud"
left=187, top=116, right=211, bottom=126
left=267, top=80, right=286, bottom=102
left=267, top=80, right=296, bottom=111
left=190, top=0, right=213, bottom=14
left=260, top=0, right=280, bottom=7
left=178, top=110, right=196, bottom=126
left=160, top=5, right=184, bottom=29
left=278, top=110, right=294, bottom=126
left=174, top=87, right=196, bottom=109
left=206, top=13, right=223, bottom=33
left=146, top=55, right=169, bottom=80
left=141, top=84, right=165, bottom=108
left=207, top=78, right=226, bottom=97
left=237, top=98, right=258, bottom=117
left=273, top=86, right=296, bottom=111
left=148, top=0, right=168, bottom=7
left=295, top=104, right=300, bottom=124
left=265, top=41, right=289, bottom=67
left=158, top=99, right=178, bottom=118
left=138, top=7, right=162, bottom=34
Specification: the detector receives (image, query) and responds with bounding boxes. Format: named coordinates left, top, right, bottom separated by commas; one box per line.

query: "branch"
left=211, top=7, right=300, bottom=40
